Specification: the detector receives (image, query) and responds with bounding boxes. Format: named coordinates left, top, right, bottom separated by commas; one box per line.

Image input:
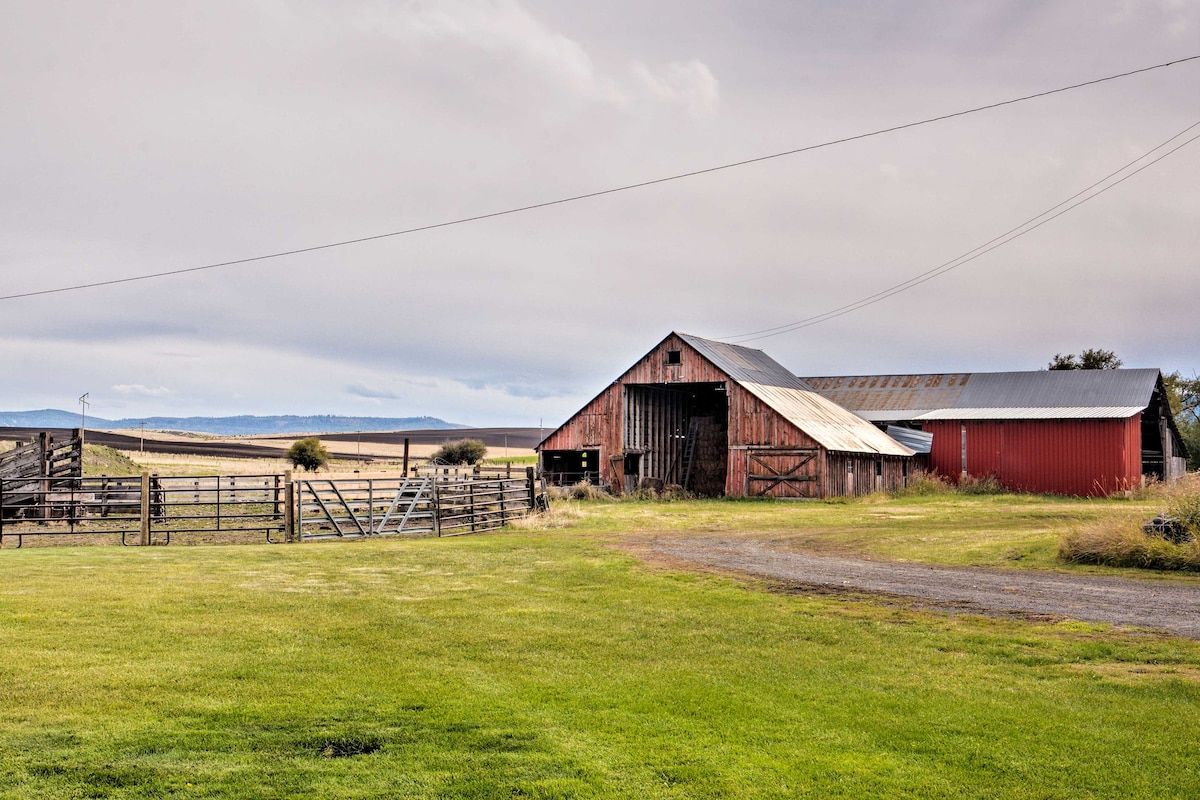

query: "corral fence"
left=0, top=430, right=82, bottom=482
left=0, top=466, right=546, bottom=548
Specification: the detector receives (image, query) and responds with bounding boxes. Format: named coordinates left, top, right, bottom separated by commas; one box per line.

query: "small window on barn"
left=876, top=458, right=883, bottom=477
left=666, top=350, right=682, bottom=366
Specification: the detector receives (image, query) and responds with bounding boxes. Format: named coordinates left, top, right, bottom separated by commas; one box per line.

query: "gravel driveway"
left=645, top=537, right=1200, bottom=639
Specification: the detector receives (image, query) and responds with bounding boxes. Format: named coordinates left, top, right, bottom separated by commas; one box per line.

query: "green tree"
left=431, top=439, right=487, bottom=465
left=1047, top=348, right=1123, bottom=370
left=1164, top=371, right=1200, bottom=471
left=286, top=437, right=330, bottom=472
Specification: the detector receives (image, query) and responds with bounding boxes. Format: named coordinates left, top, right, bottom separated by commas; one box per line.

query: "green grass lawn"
left=544, top=494, right=1159, bottom=573
left=2, top=499, right=1199, bottom=798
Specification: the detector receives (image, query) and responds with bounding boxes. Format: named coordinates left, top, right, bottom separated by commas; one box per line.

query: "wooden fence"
left=0, top=430, right=82, bottom=483
left=0, top=468, right=546, bottom=548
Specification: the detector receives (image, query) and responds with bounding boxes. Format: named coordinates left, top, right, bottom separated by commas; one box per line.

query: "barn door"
left=747, top=448, right=820, bottom=498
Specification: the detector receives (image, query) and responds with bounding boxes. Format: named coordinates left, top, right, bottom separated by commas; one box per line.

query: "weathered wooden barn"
left=804, top=369, right=1189, bottom=496
left=538, top=333, right=914, bottom=498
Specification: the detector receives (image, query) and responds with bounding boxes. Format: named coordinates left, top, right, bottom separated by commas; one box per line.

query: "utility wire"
left=722, top=121, right=1200, bottom=343
left=1, top=55, right=1197, bottom=303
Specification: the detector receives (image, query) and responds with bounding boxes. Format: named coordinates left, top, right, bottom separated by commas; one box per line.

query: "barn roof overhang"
left=913, top=406, right=1146, bottom=421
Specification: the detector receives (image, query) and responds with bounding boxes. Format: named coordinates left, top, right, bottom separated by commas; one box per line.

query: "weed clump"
left=508, top=501, right=585, bottom=530
left=890, top=470, right=954, bottom=498
left=957, top=474, right=1007, bottom=495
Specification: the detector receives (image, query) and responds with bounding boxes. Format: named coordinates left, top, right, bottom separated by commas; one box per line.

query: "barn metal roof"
left=677, top=334, right=913, bottom=456
left=678, top=333, right=811, bottom=390
left=885, top=426, right=933, bottom=454
left=803, top=369, right=1162, bottom=422
left=914, top=406, right=1148, bottom=421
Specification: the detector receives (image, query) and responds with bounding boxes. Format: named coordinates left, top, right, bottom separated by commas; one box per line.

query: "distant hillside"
left=0, top=410, right=466, bottom=436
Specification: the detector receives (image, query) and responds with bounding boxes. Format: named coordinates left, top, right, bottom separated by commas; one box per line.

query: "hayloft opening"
left=665, top=349, right=682, bottom=366
left=624, top=382, right=728, bottom=496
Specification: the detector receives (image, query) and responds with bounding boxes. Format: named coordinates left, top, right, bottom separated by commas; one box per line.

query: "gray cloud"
left=345, top=383, right=402, bottom=401
left=1, top=0, right=1197, bottom=427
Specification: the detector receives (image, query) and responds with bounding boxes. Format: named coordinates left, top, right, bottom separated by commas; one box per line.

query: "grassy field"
left=536, top=493, right=1169, bottom=574
left=2, top=497, right=1199, bottom=798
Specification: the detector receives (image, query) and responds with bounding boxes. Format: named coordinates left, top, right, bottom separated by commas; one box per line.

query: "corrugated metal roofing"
left=803, top=369, right=1161, bottom=421
left=676, top=334, right=913, bottom=456
left=678, top=333, right=811, bottom=390
left=913, top=406, right=1148, bottom=420
left=739, top=383, right=914, bottom=456
left=886, top=426, right=933, bottom=454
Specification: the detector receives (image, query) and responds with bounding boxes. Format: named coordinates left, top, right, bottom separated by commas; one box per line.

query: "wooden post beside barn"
left=283, top=470, right=295, bottom=542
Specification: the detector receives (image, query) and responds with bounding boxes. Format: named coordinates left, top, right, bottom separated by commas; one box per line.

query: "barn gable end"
left=539, top=333, right=913, bottom=498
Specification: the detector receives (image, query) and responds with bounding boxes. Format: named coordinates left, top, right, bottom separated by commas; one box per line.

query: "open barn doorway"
left=540, top=449, right=600, bottom=487
left=624, top=382, right=728, bottom=495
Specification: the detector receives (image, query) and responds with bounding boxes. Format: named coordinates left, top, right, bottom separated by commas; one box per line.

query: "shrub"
left=286, top=437, right=330, bottom=472
left=430, top=439, right=487, bottom=465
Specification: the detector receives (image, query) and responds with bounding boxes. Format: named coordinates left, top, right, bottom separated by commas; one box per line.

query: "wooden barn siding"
left=541, top=334, right=909, bottom=498
left=540, top=335, right=726, bottom=492
left=922, top=417, right=1142, bottom=496
left=726, top=386, right=828, bottom=497
left=825, top=454, right=909, bottom=498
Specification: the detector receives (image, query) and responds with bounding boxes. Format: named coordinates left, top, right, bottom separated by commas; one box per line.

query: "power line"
left=2, top=55, right=1197, bottom=303
left=722, top=121, right=1200, bottom=343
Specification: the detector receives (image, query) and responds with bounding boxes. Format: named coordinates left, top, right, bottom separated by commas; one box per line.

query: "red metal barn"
left=538, top=333, right=914, bottom=498
left=804, top=369, right=1189, bottom=497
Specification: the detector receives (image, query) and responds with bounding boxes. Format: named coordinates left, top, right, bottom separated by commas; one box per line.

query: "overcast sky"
left=2, top=0, right=1197, bottom=427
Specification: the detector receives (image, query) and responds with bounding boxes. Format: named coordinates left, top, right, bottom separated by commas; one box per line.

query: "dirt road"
left=645, top=537, right=1200, bottom=639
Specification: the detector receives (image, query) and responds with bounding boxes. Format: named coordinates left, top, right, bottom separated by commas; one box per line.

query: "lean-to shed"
left=538, top=333, right=914, bottom=498
left=804, top=369, right=1188, bottom=496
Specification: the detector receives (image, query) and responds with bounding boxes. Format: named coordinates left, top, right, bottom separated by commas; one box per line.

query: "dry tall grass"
left=1059, top=473, right=1200, bottom=571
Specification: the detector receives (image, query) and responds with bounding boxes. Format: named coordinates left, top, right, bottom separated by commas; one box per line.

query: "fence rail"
left=1, top=468, right=546, bottom=547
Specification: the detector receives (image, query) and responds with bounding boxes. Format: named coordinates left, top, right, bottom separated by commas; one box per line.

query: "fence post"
left=433, top=479, right=442, bottom=537
left=38, top=432, right=50, bottom=521
left=526, top=467, right=536, bottom=511
left=139, top=472, right=151, bottom=546
left=284, top=470, right=295, bottom=542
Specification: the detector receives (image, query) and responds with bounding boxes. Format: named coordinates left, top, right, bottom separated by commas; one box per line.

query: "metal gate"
left=295, top=476, right=436, bottom=540
left=746, top=448, right=821, bottom=498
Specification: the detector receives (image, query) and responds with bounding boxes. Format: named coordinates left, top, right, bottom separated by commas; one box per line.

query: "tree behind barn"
left=1164, top=372, right=1200, bottom=471
left=1048, top=349, right=1123, bottom=370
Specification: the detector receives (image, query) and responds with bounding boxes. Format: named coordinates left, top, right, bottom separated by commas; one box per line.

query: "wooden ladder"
left=679, top=417, right=703, bottom=491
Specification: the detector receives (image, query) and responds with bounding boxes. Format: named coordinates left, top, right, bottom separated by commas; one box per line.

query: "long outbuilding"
left=804, top=369, right=1188, bottom=496
left=538, top=333, right=914, bottom=498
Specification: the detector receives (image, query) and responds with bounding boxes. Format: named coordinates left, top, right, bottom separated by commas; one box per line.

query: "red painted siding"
left=922, top=417, right=1142, bottom=496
